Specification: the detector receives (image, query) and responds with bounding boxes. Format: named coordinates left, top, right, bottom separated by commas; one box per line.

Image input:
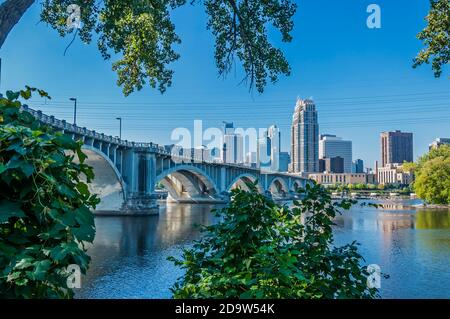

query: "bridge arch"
left=291, top=180, right=302, bottom=192
left=227, top=173, right=264, bottom=193
left=156, top=165, right=219, bottom=202
left=81, top=145, right=126, bottom=211
left=268, top=177, right=289, bottom=197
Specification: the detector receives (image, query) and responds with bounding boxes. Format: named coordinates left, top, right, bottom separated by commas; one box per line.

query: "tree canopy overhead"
left=0, top=0, right=297, bottom=95
left=413, top=0, right=450, bottom=78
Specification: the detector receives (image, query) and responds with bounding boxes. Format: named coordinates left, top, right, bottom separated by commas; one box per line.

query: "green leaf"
left=54, top=134, right=76, bottom=149
left=0, top=200, right=26, bottom=223
left=6, top=90, right=20, bottom=101
left=72, top=224, right=95, bottom=242
left=31, top=260, right=52, bottom=281
left=14, top=258, right=34, bottom=270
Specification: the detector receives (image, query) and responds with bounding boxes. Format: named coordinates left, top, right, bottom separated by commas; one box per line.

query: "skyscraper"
left=222, top=122, right=244, bottom=164
left=351, top=159, right=364, bottom=173
left=257, top=125, right=282, bottom=172
left=380, top=130, right=413, bottom=167
left=279, top=152, right=290, bottom=172
left=290, top=98, right=319, bottom=173
left=319, top=134, right=352, bottom=173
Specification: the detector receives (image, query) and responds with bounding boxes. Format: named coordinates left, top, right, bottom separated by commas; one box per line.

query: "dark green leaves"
left=169, top=182, right=380, bottom=299
left=0, top=88, right=98, bottom=298
left=205, top=0, right=296, bottom=92
left=0, top=200, right=25, bottom=223
left=413, top=0, right=450, bottom=78
left=39, top=0, right=296, bottom=95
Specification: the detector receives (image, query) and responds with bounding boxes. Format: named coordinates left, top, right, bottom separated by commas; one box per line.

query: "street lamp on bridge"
left=116, top=117, right=122, bottom=140
left=69, top=97, right=77, bottom=125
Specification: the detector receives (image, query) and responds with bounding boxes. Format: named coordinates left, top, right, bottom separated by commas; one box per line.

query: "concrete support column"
left=109, top=145, right=117, bottom=165
left=146, top=153, right=156, bottom=193
left=132, top=151, right=139, bottom=193
left=220, top=166, right=226, bottom=192
left=122, top=150, right=159, bottom=215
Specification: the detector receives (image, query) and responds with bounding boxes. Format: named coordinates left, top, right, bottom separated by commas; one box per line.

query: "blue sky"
left=0, top=0, right=449, bottom=168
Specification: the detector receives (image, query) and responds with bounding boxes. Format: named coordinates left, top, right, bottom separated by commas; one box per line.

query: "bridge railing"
left=20, top=106, right=305, bottom=179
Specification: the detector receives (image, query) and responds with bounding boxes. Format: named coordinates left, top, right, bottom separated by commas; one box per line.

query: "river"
left=76, top=199, right=450, bottom=299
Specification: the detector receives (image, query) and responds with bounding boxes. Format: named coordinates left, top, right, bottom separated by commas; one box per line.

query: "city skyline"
left=0, top=0, right=449, bottom=168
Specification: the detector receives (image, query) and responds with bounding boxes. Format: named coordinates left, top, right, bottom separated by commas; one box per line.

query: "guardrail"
left=20, top=105, right=305, bottom=178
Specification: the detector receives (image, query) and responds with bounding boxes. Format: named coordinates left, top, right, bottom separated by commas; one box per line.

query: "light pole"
left=69, top=97, right=77, bottom=125
left=201, top=144, right=207, bottom=162
left=116, top=117, right=122, bottom=140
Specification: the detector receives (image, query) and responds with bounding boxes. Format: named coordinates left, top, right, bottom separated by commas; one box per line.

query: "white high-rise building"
left=319, top=134, right=352, bottom=173
left=222, top=122, right=244, bottom=164
left=290, top=98, right=319, bottom=173
left=245, top=151, right=257, bottom=168
left=257, top=125, right=282, bottom=172
left=257, top=130, right=271, bottom=170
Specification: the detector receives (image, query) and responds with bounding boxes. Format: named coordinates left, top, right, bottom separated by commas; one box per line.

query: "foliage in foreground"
left=0, top=88, right=99, bottom=298
left=169, top=183, right=378, bottom=299
left=412, top=145, right=450, bottom=205
left=21, top=0, right=296, bottom=95
left=413, top=0, right=450, bottom=78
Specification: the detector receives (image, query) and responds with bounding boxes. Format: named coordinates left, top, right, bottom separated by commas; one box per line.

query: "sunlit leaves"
left=413, top=145, right=450, bottom=204
left=0, top=88, right=99, bottom=298
left=413, top=0, right=450, bottom=78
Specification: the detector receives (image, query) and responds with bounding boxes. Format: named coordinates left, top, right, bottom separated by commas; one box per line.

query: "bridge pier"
left=22, top=105, right=309, bottom=215
left=122, top=192, right=159, bottom=215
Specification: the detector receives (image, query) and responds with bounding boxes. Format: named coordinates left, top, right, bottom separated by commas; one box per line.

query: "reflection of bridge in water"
left=23, top=106, right=308, bottom=214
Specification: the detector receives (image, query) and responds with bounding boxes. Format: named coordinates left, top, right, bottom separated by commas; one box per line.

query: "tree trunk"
left=0, top=0, right=35, bottom=49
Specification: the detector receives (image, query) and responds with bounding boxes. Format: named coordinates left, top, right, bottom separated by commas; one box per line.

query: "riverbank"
left=415, top=203, right=450, bottom=209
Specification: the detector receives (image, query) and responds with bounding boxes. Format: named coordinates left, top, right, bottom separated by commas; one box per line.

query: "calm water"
left=76, top=199, right=450, bottom=299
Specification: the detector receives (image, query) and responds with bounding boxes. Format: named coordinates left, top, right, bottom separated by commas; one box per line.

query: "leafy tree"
left=418, top=144, right=450, bottom=166
left=0, top=0, right=296, bottom=95
left=413, top=145, right=450, bottom=205
left=401, top=161, right=418, bottom=174
left=413, top=0, right=450, bottom=77
left=169, top=183, right=378, bottom=299
left=0, top=87, right=99, bottom=298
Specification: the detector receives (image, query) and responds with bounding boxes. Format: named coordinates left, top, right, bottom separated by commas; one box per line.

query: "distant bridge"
left=23, top=106, right=309, bottom=215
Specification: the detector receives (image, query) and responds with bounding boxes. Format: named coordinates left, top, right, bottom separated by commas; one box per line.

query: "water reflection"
left=416, top=209, right=450, bottom=229
left=77, top=200, right=450, bottom=299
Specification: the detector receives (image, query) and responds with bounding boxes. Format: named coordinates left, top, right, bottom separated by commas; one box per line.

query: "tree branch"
left=0, top=0, right=35, bottom=49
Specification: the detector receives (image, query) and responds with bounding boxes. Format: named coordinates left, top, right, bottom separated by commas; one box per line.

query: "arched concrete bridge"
left=23, top=106, right=309, bottom=215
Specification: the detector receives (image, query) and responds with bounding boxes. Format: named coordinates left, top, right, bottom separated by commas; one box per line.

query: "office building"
left=429, top=138, right=450, bottom=150
left=245, top=151, right=257, bottom=168
left=257, top=125, right=282, bottom=172
left=308, top=172, right=369, bottom=185
left=279, top=152, right=290, bottom=172
left=352, top=159, right=364, bottom=173
left=222, top=122, right=244, bottom=164
left=319, top=156, right=344, bottom=173
left=378, top=163, right=413, bottom=185
left=319, top=134, right=352, bottom=173
left=380, top=130, right=413, bottom=167
left=290, top=98, right=319, bottom=173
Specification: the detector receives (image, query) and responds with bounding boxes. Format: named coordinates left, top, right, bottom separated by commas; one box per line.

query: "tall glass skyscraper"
left=319, top=134, right=353, bottom=173
left=257, top=125, right=281, bottom=172
left=290, top=98, right=319, bottom=173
